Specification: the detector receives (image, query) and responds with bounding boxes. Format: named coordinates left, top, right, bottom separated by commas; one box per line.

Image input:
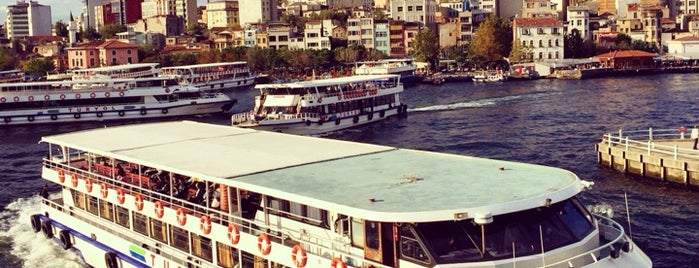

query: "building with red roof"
left=66, top=40, right=139, bottom=69
left=595, top=50, right=659, bottom=71
left=512, top=17, right=564, bottom=62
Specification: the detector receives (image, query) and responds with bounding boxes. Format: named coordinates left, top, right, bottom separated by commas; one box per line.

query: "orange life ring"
left=227, top=224, right=240, bottom=244
left=116, top=188, right=125, bottom=204
left=70, top=173, right=79, bottom=187
left=154, top=201, right=164, bottom=218
left=257, top=233, right=271, bottom=255
left=291, top=244, right=307, bottom=267
left=104, top=92, right=111, bottom=97
left=59, top=94, right=66, bottom=100
left=85, top=178, right=93, bottom=193
left=100, top=183, right=109, bottom=198
left=57, top=169, right=65, bottom=183
left=44, top=95, right=50, bottom=101
left=90, top=92, right=96, bottom=98
left=176, top=208, right=187, bottom=226
left=0, top=97, right=5, bottom=103
left=28, top=95, right=34, bottom=101
left=330, top=257, right=346, bottom=268
left=134, top=195, right=144, bottom=211
left=680, top=126, right=687, bottom=133
left=119, top=91, right=125, bottom=97
left=75, top=93, right=81, bottom=99
left=200, top=216, right=211, bottom=234
left=13, top=96, right=19, bottom=102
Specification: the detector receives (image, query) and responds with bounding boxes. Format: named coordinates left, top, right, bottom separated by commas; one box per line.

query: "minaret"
left=68, top=14, right=77, bottom=46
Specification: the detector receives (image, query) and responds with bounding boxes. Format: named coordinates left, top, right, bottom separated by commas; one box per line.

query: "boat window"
left=70, top=189, right=85, bottom=210
left=400, top=224, right=431, bottom=264
left=351, top=217, right=364, bottom=248
left=149, top=218, right=168, bottom=243
left=115, top=206, right=130, bottom=228
left=170, top=225, right=190, bottom=252
left=99, top=199, right=114, bottom=221
left=192, top=233, right=213, bottom=262
left=365, top=221, right=380, bottom=250
left=413, top=198, right=595, bottom=264
left=133, top=212, right=149, bottom=236
left=87, top=195, right=99, bottom=216
left=216, top=242, right=240, bottom=268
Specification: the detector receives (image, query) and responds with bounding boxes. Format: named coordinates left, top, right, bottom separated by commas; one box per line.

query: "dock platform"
left=596, top=128, right=699, bottom=187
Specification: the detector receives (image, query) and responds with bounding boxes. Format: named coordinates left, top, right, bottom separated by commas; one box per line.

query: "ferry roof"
left=255, top=74, right=400, bottom=89
left=161, top=62, right=248, bottom=70
left=71, top=63, right=160, bottom=73
left=41, top=121, right=584, bottom=222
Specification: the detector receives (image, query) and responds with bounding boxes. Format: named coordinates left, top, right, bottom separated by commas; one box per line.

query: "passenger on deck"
left=188, top=182, right=206, bottom=204
left=115, top=163, right=126, bottom=181
left=174, top=177, right=188, bottom=199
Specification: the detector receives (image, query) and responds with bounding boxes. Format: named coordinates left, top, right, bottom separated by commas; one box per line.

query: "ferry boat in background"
left=0, top=69, right=25, bottom=83
left=230, top=74, right=407, bottom=135
left=0, top=77, right=236, bottom=125
left=354, top=58, right=422, bottom=85
left=33, top=121, right=652, bottom=268
left=161, top=62, right=256, bottom=90
left=71, top=63, right=161, bottom=81
left=472, top=70, right=509, bottom=82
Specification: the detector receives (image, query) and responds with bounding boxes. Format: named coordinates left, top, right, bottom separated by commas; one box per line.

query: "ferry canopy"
left=255, top=74, right=400, bottom=89
left=41, top=121, right=583, bottom=222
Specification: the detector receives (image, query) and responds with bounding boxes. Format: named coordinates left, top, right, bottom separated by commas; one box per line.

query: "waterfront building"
left=347, top=17, right=375, bottom=48
left=389, top=20, right=407, bottom=58
left=457, top=7, right=490, bottom=46
left=304, top=20, right=332, bottom=50
left=206, top=1, right=240, bottom=29
left=239, top=0, right=278, bottom=27
left=389, top=0, right=437, bottom=29
left=596, top=50, right=659, bottom=71
left=667, top=36, right=699, bottom=58
left=94, top=3, right=115, bottom=32
left=438, top=20, right=458, bottom=49
left=5, top=0, right=52, bottom=40
left=567, top=5, right=591, bottom=40
left=375, top=20, right=391, bottom=55
left=266, top=22, right=292, bottom=49
left=641, top=6, right=663, bottom=49
left=67, top=40, right=139, bottom=69
left=82, top=0, right=110, bottom=30
left=512, top=17, right=564, bottom=61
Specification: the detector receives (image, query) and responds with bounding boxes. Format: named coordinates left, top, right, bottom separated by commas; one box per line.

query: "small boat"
left=354, top=58, right=422, bottom=85
left=161, top=62, right=256, bottom=90
left=33, top=120, right=652, bottom=268
left=231, top=74, right=407, bottom=135
left=472, top=71, right=509, bottom=82
left=0, top=76, right=236, bottom=125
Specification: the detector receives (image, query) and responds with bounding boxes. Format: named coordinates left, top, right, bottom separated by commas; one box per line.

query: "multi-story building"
left=129, top=15, right=184, bottom=36
left=267, top=22, right=292, bottom=49
left=67, top=40, right=139, bottom=69
left=140, top=0, right=196, bottom=27
left=375, top=20, right=391, bottom=55
left=642, top=6, right=663, bottom=49
left=512, top=17, right=564, bottom=61
left=521, top=0, right=559, bottom=18
left=404, top=22, right=421, bottom=55
left=439, top=20, right=458, bottom=49
left=83, top=0, right=111, bottom=30
left=347, top=17, right=375, bottom=48
left=239, top=0, right=278, bottom=27
left=244, top=29, right=258, bottom=47
left=304, top=20, right=331, bottom=50
left=457, top=8, right=490, bottom=46
left=206, top=1, right=240, bottom=29
left=597, top=0, right=616, bottom=15
left=94, top=4, right=116, bottom=31
left=110, top=0, right=144, bottom=25
left=567, top=5, right=591, bottom=40
left=210, top=26, right=245, bottom=49
left=389, top=20, right=407, bottom=57
left=389, top=0, right=437, bottom=29
left=5, top=0, right=52, bottom=40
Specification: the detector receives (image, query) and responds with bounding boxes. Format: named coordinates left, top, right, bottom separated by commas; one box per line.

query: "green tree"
left=22, top=57, right=55, bottom=76
left=508, top=39, right=530, bottom=63
left=0, top=49, right=19, bottom=71
left=410, top=28, right=440, bottom=71
left=246, top=47, right=279, bottom=72
left=54, top=21, right=69, bottom=38
left=444, top=45, right=469, bottom=66
left=564, top=29, right=585, bottom=58
left=83, top=27, right=101, bottom=41
left=468, top=14, right=512, bottom=66
left=100, top=24, right=126, bottom=39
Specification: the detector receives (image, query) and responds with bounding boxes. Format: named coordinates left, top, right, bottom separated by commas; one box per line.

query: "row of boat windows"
left=0, top=92, right=205, bottom=110
left=260, top=80, right=399, bottom=96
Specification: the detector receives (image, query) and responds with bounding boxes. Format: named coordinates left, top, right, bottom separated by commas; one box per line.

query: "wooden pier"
left=596, top=128, right=699, bottom=187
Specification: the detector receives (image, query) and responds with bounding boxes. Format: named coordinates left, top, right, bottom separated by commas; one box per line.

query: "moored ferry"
left=354, top=58, right=422, bottom=85
left=0, top=77, right=235, bottom=125
left=161, top=62, right=256, bottom=90
left=230, top=74, right=407, bottom=135
left=34, top=121, right=652, bottom=268
left=71, top=63, right=161, bottom=81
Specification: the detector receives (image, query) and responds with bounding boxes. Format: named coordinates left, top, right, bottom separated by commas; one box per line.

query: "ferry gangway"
left=602, top=127, right=699, bottom=161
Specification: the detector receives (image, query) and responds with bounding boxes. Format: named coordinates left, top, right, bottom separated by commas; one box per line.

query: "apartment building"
left=206, top=1, right=240, bottom=29
left=512, top=17, right=564, bottom=61
left=5, top=0, right=52, bottom=39
left=389, top=0, right=437, bottom=29
left=239, top=0, right=279, bottom=27
left=67, top=40, right=139, bottom=69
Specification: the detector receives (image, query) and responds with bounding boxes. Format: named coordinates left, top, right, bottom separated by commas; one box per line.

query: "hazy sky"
left=1, top=0, right=209, bottom=26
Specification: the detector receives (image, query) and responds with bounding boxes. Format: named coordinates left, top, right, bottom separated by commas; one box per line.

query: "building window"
left=417, top=5, right=423, bottom=11
left=408, top=6, right=413, bottom=11
left=397, top=7, right=403, bottom=12
left=539, top=40, right=543, bottom=47
left=522, top=40, right=527, bottom=47
left=127, top=49, right=131, bottom=55
left=538, top=52, right=543, bottom=59
left=548, top=39, right=552, bottom=47
left=555, top=39, right=560, bottom=46
left=111, top=50, right=116, bottom=56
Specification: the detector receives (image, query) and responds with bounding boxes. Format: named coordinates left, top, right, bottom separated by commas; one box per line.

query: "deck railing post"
left=625, top=137, right=629, bottom=151
left=674, top=145, right=679, bottom=160
left=619, top=129, right=624, bottom=143
left=648, top=128, right=653, bottom=141
left=647, top=140, right=652, bottom=155
left=607, top=133, right=612, bottom=147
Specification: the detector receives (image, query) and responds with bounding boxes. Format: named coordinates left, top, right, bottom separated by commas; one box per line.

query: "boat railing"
left=601, top=127, right=699, bottom=161
left=544, top=214, right=632, bottom=267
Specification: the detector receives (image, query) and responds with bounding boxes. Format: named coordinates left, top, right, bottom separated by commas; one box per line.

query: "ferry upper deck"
left=42, top=121, right=583, bottom=223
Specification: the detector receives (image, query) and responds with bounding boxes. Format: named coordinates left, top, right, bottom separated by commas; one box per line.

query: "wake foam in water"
left=587, top=203, right=615, bottom=218
left=408, top=94, right=542, bottom=113
left=0, top=195, right=82, bottom=268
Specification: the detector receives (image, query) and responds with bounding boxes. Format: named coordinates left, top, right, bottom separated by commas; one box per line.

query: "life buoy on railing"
left=291, top=244, right=307, bottom=267
left=96, top=112, right=103, bottom=118
left=70, top=173, right=79, bottom=187
left=51, top=114, right=58, bottom=120
left=335, top=118, right=341, bottom=125
left=154, top=201, right=164, bottom=218
left=0, top=97, right=5, bottom=103
left=116, top=188, right=125, bottom=204
left=74, top=113, right=81, bottom=119
left=104, top=92, right=111, bottom=98
left=134, top=195, right=144, bottom=211
left=75, top=93, right=81, bottom=99
left=100, top=183, right=109, bottom=198
left=337, top=94, right=342, bottom=100
left=59, top=94, right=66, bottom=100
left=200, top=216, right=211, bottom=234
left=227, top=224, right=240, bottom=244
left=44, top=95, right=50, bottom=101
left=13, top=96, right=20, bottom=102
left=305, top=120, right=311, bottom=126
left=4, top=117, right=11, bottom=123
left=330, top=257, right=346, bottom=268
left=119, top=91, right=125, bottom=97
left=176, top=208, right=187, bottom=226
left=118, top=111, right=125, bottom=117
left=140, top=109, right=147, bottom=116
left=85, top=178, right=93, bottom=193
left=317, top=97, right=323, bottom=103
left=161, top=108, right=168, bottom=114
left=165, top=87, right=170, bottom=93
left=28, top=95, right=34, bottom=101
left=90, top=92, right=96, bottom=98
left=353, top=116, right=359, bottom=124
left=679, top=126, right=687, bottom=133
left=58, top=169, right=65, bottom=183
left=27, top=115, right=34, bottom=122
left=257, top=233, right=271, bottom=255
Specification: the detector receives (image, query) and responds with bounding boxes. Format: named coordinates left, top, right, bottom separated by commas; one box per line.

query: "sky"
left=0, top=0, right=209, bottom=26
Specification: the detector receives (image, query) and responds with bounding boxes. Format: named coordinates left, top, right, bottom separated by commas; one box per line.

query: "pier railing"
left=601, top=127, right=699, bottom=160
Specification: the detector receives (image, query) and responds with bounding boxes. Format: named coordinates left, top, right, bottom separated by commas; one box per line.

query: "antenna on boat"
left=512, top=242, right=516, bottom=268
left=539, top=225, right=546, bottom=268
left=624, top=192, right=634, bottom=250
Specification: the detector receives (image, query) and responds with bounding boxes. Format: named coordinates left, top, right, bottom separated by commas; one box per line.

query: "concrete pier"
left=596, top=128, right=699, bottom=187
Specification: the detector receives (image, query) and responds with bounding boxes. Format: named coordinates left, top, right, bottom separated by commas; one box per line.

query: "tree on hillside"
left=508, top=38, right=530, bottom=63
left=81, top=27, right=101, bottom=41
left=54, top=21, right=68, bottom=38
left=468, top=14, right=512, bottom=66
left=0, top=49, right=19, bottom=71
left=100, top=24, right=126, bottom=39
left=444, top=45, right=469, bottom=66
left=247, top=47, right=279, bottom=72
left=564, top=29, right=585, bottom=58
left=22, top=57, right=55, bottom=76
left=410, top=28, right=440, bottom=70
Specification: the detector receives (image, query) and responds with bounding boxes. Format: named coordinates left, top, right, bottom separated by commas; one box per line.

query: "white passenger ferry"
left=161, top=62, right=256, bottom=90
left=71, top=63, right=161, bottom=81
left=354, top=58, right=422, bottom=85
left=34, top=121, right=652, bottom=268
left=0, top=77, right=235, bottom=125
left=0, top=69, right=25, bottom=83
left=230, top=74, right=407, bottom=135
